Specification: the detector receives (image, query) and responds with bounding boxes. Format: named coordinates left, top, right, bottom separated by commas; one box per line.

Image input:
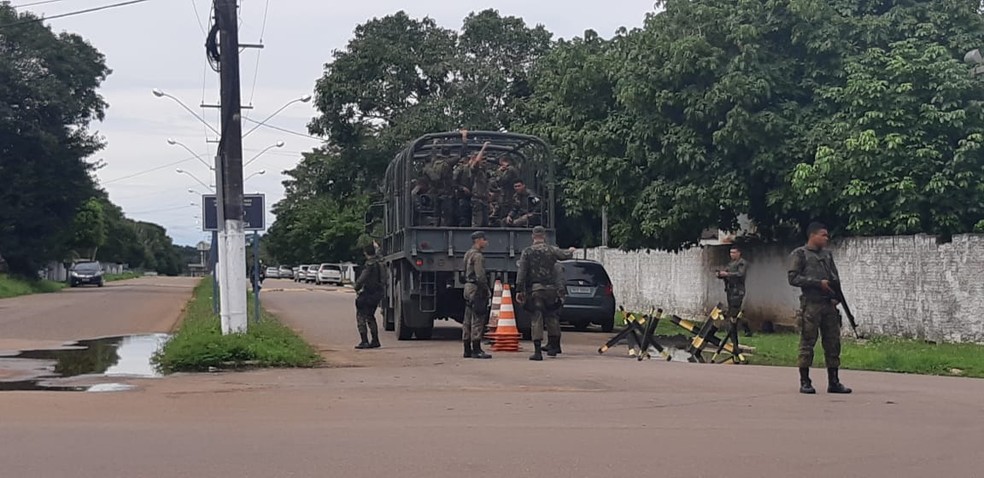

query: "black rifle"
left=828, top=280, right=861, bottom=339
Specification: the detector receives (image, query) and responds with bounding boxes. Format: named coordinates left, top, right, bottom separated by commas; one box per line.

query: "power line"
left=1, top=0, right=153, bottom=29
left=242, top=117, right=322, bottom=141
left=100, top=154, right=199, bottom=185
left=244, top=0, right=270, bottom=116
left=188, top=0, right=206, bottom=35
left=11, top=0, right=73, bottom=8
left=126, top=204, right=194, bottom=215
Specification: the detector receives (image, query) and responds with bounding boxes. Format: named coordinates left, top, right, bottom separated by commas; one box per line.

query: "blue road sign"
left=202, top=194, right=265, bottom=231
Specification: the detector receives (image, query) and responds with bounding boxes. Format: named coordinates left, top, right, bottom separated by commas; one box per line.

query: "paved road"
left=1, top=278, right=981, bottom=477
left=0, top=276, right=196, bottom=353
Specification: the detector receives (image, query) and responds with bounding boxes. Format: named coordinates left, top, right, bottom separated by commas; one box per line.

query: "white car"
left=264, top=266, right=279, bottom=279
left=294, top=265, right=309, bottom=282
left=316, top=263, right=343, bottom=285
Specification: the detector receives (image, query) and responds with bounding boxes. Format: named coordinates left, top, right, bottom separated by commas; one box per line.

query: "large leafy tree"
left=70, top=197, right=107, bottom=261
left=268, top=10, right=558, bottom=263
left=0, top=5, right=110, bottom=276
left=523, top=0, right=984, bottom=250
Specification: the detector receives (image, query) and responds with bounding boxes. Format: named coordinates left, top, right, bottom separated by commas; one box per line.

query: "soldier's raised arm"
left=787, top=249, right=818, bottom=289
left=551, top=245, right=576, bottom=261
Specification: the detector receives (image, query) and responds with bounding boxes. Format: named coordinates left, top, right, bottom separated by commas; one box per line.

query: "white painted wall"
left=582, top=234, right=984, bottom=343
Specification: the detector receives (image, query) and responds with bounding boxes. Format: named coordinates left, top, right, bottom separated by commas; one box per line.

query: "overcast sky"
left=18, top=0, right=657, bottom=248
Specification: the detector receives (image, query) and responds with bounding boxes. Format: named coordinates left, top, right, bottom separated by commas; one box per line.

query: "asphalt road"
left=1, top=278, right=982, bottom=477
left=0, top=276, right=196, bottom=351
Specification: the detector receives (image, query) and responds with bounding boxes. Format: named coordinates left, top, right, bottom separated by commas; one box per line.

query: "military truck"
left=368, top=131, right=557, bottom=340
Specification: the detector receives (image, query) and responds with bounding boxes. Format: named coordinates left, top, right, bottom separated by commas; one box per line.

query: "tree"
left=522, top=0, right=984, bottom=250
left=70, top=197, right=107, bottom=260
left=270, top=10, right=558, bottom=259
left=0, top=5, right=110, bottom=276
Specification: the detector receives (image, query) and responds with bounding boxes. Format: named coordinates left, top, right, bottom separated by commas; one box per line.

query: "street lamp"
left=176, top=168, right=215, bottom=191
left=242, top=141, right=285, bottom=167
left=153, top=89, right=221, bottom=136
left=241, top=95, right=312, bottom=139
left=245, top=169, right=266, bottom=182
left=167, top=138, right=214, bottom=171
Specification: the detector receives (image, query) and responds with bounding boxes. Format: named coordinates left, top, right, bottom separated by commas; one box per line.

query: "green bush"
left=153, top=280, right=321, bottom=373
left=0, top=274, right=65, bottom=299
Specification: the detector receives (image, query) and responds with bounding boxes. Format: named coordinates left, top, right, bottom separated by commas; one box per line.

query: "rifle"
left=828, top=280, right=861, bottom=339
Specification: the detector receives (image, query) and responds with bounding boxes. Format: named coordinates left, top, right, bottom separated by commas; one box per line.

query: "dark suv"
left=558, top=259, right=616, bottom=332
left=70, top=261, right=104, bottom=288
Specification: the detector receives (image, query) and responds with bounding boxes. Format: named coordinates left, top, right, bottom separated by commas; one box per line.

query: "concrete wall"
left=581, top=234, right=984, bottom=343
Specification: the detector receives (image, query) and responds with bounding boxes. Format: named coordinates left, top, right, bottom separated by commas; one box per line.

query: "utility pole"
left=214, top=0, right=248, bottom=334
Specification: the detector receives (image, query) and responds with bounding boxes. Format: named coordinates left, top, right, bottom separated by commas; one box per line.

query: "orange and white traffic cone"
left=487, top=280, right=503, bottom=333
left=488, top=284, right=521, bottom=352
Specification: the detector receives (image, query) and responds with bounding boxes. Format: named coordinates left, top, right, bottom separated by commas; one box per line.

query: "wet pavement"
left=0, top=334, right=168, bottom=392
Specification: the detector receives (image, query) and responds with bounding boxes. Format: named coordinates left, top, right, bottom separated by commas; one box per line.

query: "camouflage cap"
left=532, top=226, right=546, bottom=235
left=471, top=231, right=486, bottom=240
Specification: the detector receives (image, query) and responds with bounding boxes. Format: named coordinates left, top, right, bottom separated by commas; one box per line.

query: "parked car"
left=558, top=259, right=616, bottom=332
left=304, top=265, right=319, bottom=283
left=69, top=261, right=105, bottom=288
left=278, top=265, right=292, bottom=278
left=316, top=263, right=343, bottom=285
left=295, top=265, right=310, bottom=282
left=264, top=266, right=279, bottom=279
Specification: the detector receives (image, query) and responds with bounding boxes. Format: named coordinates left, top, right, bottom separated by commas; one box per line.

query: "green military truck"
left=369, top=131, right=557, bottom=340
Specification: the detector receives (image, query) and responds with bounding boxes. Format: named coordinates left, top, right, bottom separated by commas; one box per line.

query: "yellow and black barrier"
left=599, top=307, right=668, bottom=360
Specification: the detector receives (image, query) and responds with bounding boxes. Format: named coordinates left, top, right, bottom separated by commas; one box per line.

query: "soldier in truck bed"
left=505, top=179, right=542, bottom=227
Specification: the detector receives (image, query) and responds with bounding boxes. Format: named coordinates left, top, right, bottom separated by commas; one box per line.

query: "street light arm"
left=169, top=139, right=214, bottom=170
left=243, top=141, right=285, bottom=168
left=155, top=90, right=221, bottom=136
left=177, top=169, right=215, bottom=191
left=241, top=96, right=310, bottom=139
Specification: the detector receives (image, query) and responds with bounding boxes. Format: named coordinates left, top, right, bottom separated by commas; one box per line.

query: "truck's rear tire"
left=395, top=297, right=413, bottom=340
left=414, top=326, right=433, bottom=340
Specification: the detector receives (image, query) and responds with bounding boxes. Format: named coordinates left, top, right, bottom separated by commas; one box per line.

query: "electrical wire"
left=100, top=155, right=200, bottom=185
left=0, top=0, right=153, bottom=29
left=244, top=0, right=270, bottom=118
left=189, top=0, right=206, bottom=35
left=241, top=117, right=322, bottom=141
left=11, top=0, right=73, bottom=8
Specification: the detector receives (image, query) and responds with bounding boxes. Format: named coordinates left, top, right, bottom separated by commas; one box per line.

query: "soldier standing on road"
left=788, top=222, right=852, bottom=395
left=516, top=226, right=575, bottom=361
left=354, top=244, right=385, bottom=350
left=716, top=246, right=753, bottom=337
left=462, top=231, right=492, bottom=359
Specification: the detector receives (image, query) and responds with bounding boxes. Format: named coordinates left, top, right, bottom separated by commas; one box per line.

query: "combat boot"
left=355, top=333, right=370, bottom=350
left=827, top=368, right=852, bottom=394
left=463, top=341, right=472, bottom=358
left=471, top=340, right=491, bottom=359
left=799, top=367, right=816, bottom=394
left=546, top=336, right=560, bottom=357
left=529, top=340, right=543, bottom=361
left=369, top=336, right=381, bottom=349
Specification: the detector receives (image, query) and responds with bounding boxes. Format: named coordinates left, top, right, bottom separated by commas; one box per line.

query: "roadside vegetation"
left=105, top=272, right=141, bottom=282
left=617, top=311, right=984, bottom=379
left=0, top=274, right=65, bottom=299
left=153, top=280, right=321, bottom=373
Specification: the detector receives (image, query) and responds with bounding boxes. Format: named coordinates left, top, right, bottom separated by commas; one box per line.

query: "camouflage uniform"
left=508, top=190, right=542, bottom=227
left=354, top=254, right=385, bottom=348
left=496, top=164, right=520, bottom=211
left=469, top=160, right=489, bottom=227
left=462, top=246, right=490, bottom=343
left=517, top=239, right=574, bottom=357
left=721, top=257, right=753, bottom=335
left=423, top=151, right=457, bottom=227
left=788, top=246, right=842, bottom=369
left=453, top=159, right=472, bottom=226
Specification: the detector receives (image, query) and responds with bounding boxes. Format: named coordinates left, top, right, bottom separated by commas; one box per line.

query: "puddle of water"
left=0, top=334, right=169, bottom=392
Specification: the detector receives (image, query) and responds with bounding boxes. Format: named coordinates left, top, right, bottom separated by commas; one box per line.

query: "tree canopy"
left=269, top=2, right=984, bottom=258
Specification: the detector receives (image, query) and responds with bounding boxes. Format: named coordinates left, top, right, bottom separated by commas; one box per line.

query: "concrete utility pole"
left=214, top=0, right=248, bottom=334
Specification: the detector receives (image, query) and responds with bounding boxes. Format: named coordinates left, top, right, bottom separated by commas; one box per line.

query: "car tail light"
left=605, top=284, right=613, bottom=296
left=415, top=259, right=424, bottom=267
